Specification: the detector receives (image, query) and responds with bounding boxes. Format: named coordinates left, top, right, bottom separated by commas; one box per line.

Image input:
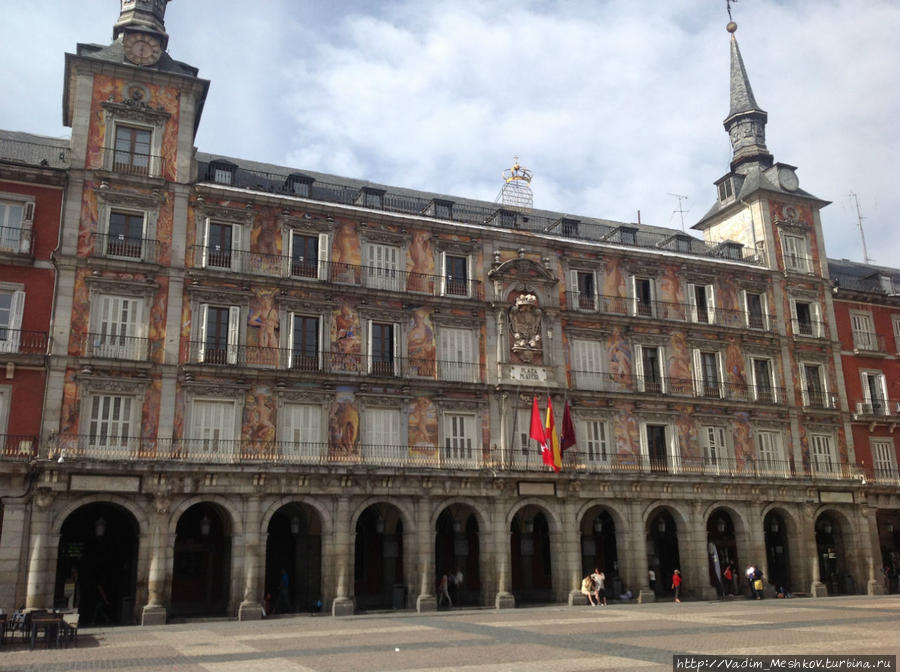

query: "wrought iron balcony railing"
left=0, top=224, right=34, bottom=256
left=92, top=232, right=160, bottom=263
left=571, top=370, right=785, bottom=404
left=0, top=435, right=38, bottom=459
left=190, top=246, right=483, bottom=298
left=854, top=399, right=900, bottom=418
left=84, top=332, right=150, bottom=361
left=101, top=147, right=164, bottom=178
left=0, top=329, right=49, bottom=355
left=851, top=331, right=886, bottom=353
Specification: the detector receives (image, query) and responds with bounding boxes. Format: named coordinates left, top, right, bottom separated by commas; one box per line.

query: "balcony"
left=569, top=294, right=772, bottom=330
left=784, top=254, right=814, bottom=274
left=186, top=342, right=482, bottom=382
left=190, top=246, right=484, bottom=299
left=84, top=332, right=150, bottom=361
left=0, top=329, right=49, bottom=355
left=92, top=232, right=160, bottom=264
left=854, top=399, right=900, bottom=418
left=101, top=147, right=164, bottom=178
left=852, top=331, right=886, bottom=353
left=804, top=391, right=836, bottom=410
left=0, top=224, right=34, bottom=256
left=0, top=435, right=38, bottom=459
left=570, top=370, right=785, bottom=404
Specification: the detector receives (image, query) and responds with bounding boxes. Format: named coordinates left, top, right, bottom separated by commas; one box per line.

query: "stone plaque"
left=70, top=474, right=141, bottom=493
left=518, top=481, right=555, bottom=496
left=819, top=491, right=853, bottom=504
left=508, top=365, right=548, bottom=382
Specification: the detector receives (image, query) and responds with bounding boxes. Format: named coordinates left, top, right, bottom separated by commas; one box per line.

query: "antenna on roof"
left=849, top=192, right=872, bottom=264
left=668, top=193, right=689, bottom=232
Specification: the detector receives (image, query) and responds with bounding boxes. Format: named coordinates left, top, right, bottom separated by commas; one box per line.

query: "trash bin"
left=392, top=584, right=407, bottom=609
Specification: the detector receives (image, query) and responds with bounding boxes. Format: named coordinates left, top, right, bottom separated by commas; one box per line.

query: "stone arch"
left=575, top=500, right=629, bottom=533
left=430, top=497, right=490, bottom=532
left=50, top=494, right=149, bottom=537
left=814, top=506, right=861, bottom=594
left=432, top=498, right=488, bottom=606
left=349, top=496, right=415, bottom=535
left=700, top=502, right=750, bottom=536
left=761, top=503, right=802, bottom=594
left=506, top=498, right=563, bottom=533
left=260, top=495, right=332, bottom=538
left=642, top=501, right=690, bottom=530
left=352, top=498, right=414, bottom=611
left=167, top=495, right=243, bottom=538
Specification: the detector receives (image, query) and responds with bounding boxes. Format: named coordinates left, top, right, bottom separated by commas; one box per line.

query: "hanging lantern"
left=290, top=516, right=301, bottom=535
left=657, top=519, right=666, bottom=533
left=452, top=520, right=462, bottom=534
left=822, top=521, right=832, bottom=535
left=593, top=517, right=603, bottom=533
left=716, top=518, right=726, bottom=534
left=94, top=516, right=107, bottom=538
left=770, top=521, right=779, bottom=534
left=200, top=515, right=211, bottom=536
left=375, top=515, right=385, bottom=534
left=525, top=519, right=534, bottom=535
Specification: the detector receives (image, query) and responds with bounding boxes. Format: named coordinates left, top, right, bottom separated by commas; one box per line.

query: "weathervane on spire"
left=726, top=0, right=738, bottom=32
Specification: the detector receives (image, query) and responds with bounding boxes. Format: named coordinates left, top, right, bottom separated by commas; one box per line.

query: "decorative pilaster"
left=416, top=496, right=437, bottom=612
left=331, top=496, right=354, bottom=616
left=238, top=496, right=264, bottom=620
left=140, top=496, right=170, bottom=625
left=25, top=490, right=54, bottom=610
left=631, top=500, right=653, bottom=603
left=493, top=495, right=515, bottom=609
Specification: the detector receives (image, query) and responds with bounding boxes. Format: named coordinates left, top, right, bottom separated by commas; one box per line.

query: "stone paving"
left=1, top=596, right=898, bottom=672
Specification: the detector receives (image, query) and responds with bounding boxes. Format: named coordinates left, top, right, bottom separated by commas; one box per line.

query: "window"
left=364, top=408, right=401, bottom=462
left=89, top=295, right=146, bottom=360
left=366, top=243, right=401, bottom=292
left=367, top=321, right=398, bottom=376
left=872, top=440, right=898, bottom=479
left=572, top=339, right=606, bottom=391
left=190, top=399, right=236, bottom=459
left=790, top=299, right=822, bottom=338
left=643, top=424, right=671, bottom=472
left=113, top=124, right=151, bottom=176
left=198, top=304, right=241, bottom=365
left=439, top=327, right=475, bottom=383
left=742, top=291, right=767, bottom=330
left=860, top=371, right=888, bottom=416
left=800, top=363, right=828, bottom=408
left=281, top=403, right=323, bottom=459
left=434, top=200, right=453, bottom=220
left=717, top=178, right=734, bottom=202
left=363, top=190, right=383, bottom=209
left=290, top=232, right=329, bottom=280
left=443, top=413, right=476, bottom=464
left=582, top=419, right=610, bottom=464
left=619, top=228, right=636, bottom=245
left=810, top=434, right=837, bottom=474
left=88, top=394, right=135, bottom=454
left=756, top=431, right=783, bottom=472
left=634, top=344, right=665, bottom=393
left=689, top=284, right=716, bottom=324
left=0, top=289, right=25, bottom=353
left=631, top=276, right=655, bottom=317
left=288, top=314, right=321, bottom=371
left=442, top=253, right=471, bottom=297
left=750, top=357, right=777, bottom=403
left=694, top=350, right=724, bottom=399
left=569, top=270, right=597, bottom=311
left=675, top=237, right=692, bottom=253
left=850, top=311, right=878, bottom=351
left=286, top=175, right=312, bottom=197
left=0, top=198, right=33, bottom=253
left=702, top=426, right=728, bottom=470
left=782, top=234, right=810, bottom=272
left=202, top=219, right=242, bottom=271
left=893, top=317, right=900, bottom=353
left=106, top=210, right=145, bottom=259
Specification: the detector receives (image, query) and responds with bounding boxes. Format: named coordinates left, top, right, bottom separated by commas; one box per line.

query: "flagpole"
left=510, top=384, right=521, bottom=470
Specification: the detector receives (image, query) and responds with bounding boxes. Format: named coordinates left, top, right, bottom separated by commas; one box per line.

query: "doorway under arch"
left=170, top=502, right=232, bottom=617
left=510, top=507, right=553, bottom=604
left=354, top=503, right=405, bottom=611
left=265, top=503, right=323, bottom=614
left=707, top=509, right=738, bottom=596
left=647, top=509, right=680, bottom=598
left=816, top=512, right=853, bottom=595
left=435, top=507, right=480, bottom=606
left=764, top=510, right=792, bottom=593
left=580, top=508, right=619, bottom=595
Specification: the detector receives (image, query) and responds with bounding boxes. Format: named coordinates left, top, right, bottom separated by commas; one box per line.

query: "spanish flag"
left=529, top=395, right=548, bottom=460
left=544, top=396, right=562, bottom=472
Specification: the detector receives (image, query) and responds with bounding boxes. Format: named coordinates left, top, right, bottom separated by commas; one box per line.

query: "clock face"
left=124, top=33, right=162, bottom=66
left=778, top=168, right=799, bottom=192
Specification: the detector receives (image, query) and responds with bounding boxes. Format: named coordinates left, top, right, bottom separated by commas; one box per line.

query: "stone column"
left=331, top=495, right=354, bottom=616
left=141, top=497, right=170, bottom=625
left=804, top=505, right=827, bottom=597
left=631, top=500, right=653, bottom=603
left=239, top=496, right=264, bottom=620
left=683, top=501, right=713, bottom=601
left=493, top=494, right=515, bottom=609
left=0, top=500, right=28, bottom=613
left=858, top=506, right=880, bottom=596
left=25, top=491, right=54, bottom=610
left=562, top=499, right=582, bottom=606
left=416, top=495, right=437, bottom=612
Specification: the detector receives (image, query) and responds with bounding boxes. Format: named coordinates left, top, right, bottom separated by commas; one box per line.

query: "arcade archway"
left=510, top=506, right=553, bottom=604
left=435, top=506, right=480, bottom=606
left=580, top=508, right=619, bottom=595
left=170, top=502, right=232, bottom=617
left=265, top=503, right=322, bottom=613
left=706, top=509, right=738, bottom=596
left=354, top=503, right=405, bottom=611
left=764, top=510, right=792, bottom=593
left=816, top=512, right=853, bottom=595
left=647, top=509, right=680, bottom=597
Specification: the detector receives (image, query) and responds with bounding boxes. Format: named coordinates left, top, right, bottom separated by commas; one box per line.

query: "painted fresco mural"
left=733, top=412, right=753, bottom=467
left=674, top=405, right=699, bottom=461
left=249, top=208, right=282, bottom=275
left=247, top=287, right=280, bottom=366
left=140, top=377, right=162, bottom=456
left=408, top=396, right=438, bottom=460
left=242, top=386, right=277, bottom=455
left=331, top=300, right=361, bottom=372
left=331, top=219, right=362, bottom=284
left=155, top=192, right=173, bottom=266
left=602, top=257, right=627, bottom=313
left=613, top=403, right=641, bottom=464
left=407, top=307, right=435, bottom=377
left=68, top=269, right=91, bottom=356
left=173, top=383, right=185, bottom=441
left=798, top=423, right=810, bottom=471
left=328, top=394, right=360, bottom=459
left=60, top=371, right=80, bottom=437
left=716, top=273, right=742, bottom=327
left=668, top=332, right=692, bottom=394
left=406, top=229, right=434, bottom=293
left=723, top=337, right=747, bottom=396
left=769, top=200, right=821, bottom=273
left=659, top=265, right=685, bottom=320
left=77, top=183, right=99, bottom=258
left=148, top=277, right=168, bottom=364
left=607, top=327, right=633, bottom=390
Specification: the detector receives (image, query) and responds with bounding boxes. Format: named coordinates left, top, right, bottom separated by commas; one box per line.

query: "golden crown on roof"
left=503, top=156, right=533, bottom=184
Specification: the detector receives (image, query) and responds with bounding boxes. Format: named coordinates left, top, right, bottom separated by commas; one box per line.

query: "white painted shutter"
left=740, top=290, right=749, bottom=327
left=317, top=233, right=330, bottom=280
left=440, top=251, right=448, bottom=296
left=197, top=303, right=208, bottom=363
left=800, top=364, right=810, bottom=406
left=790, top=300, right=800, bottom=336
left=392, top=323, right=400, bottom=375
left=658, top=346, right=667, bottom=394
left=687, top=284, right=698, bottom=323
left=706, top=285, right=717, bottom=325
left=634, top=343, right=645, bottom=392
left=811, top=302, right=822, bottom=337
left=287, top=312, right=295, bottom=368
left=8, top=290, right=24, bottom=352
left=568, top=270, right=579, bottom=310
left=366, top=319, right=374, bottom=374
left=629, top=275, right=638, bottom=316
left=231, top=224, right=242, bottom=272
left=227, top=306, right=240, bottom=365
left=717, top=351, right=726, bottom=398
left=692, top=348, right=703, bottom=397
left=286, top=230, right=295, bottom=278
left=201, top=218, right=210, bottom=267
left=317, top=315, right=324, bottom=371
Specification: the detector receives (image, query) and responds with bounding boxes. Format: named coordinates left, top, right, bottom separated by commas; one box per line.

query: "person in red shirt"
left=672, top=569, right=682, bottom=603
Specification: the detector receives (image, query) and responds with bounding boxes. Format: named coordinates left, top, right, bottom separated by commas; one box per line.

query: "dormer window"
left=672, top=234, right=692, bottom=253
left=618, top=227, right=637, bottom=245
left=286, top=173, right=313, bottom=198
left=433, top=200, right=453, bottom=220
left=207, top=161, right=236, bottom=185
left=560, top=218, right=580, bottom=238
left=357, top=188, right=384, bottom=210
left=717, top=177, right=734, bottom=202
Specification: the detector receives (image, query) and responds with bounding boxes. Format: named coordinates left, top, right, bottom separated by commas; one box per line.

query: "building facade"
left=0, top=2, right=891, bottom=624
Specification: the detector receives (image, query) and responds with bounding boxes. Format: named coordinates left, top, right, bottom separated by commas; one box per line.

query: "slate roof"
left=828, top=258, right=900, bottom=295
left=0, top=129, right=70, bottom=169
left=76, top=41, right=199, bottom=77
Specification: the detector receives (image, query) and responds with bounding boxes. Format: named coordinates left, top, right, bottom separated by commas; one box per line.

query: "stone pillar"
left=804, top=505, right=827, bottom=597
left=25, top=492, right=54, bottom=610
left=562, top=500, right=582, bottom=606
left=858, top=506, right=880, bottom=596
left=331, top=496, right=354, bottom=616
left=415, top=496, right=437, bottom=612
left=0, top=500, right=27, bottom=613
left=141, top=499, right=169, bottom=625
left=685, top=502, right=715, bottom=601
left=239, top=496, right=264, bottom=620
left=631, top=500, right=654, bottom=604
left=493, top=496, right=515, bottom=609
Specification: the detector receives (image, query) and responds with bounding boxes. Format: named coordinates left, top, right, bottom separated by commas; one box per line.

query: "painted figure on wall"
left=328, top=399, right=360, bottom=459
left=668, top=332, right=692, bottom=394
left=407, top=307, right=435, bottom=377
left=724, top=337, right=747, bottom=396
left=659, top=265, right=684, bottom=320
left=331, top=219, right=361, bottom=284
left=406, top=229, right=434, bottom=293
left=614, top=404, right=641, bottom=463
left=603, top=258, right=627, bottom=313
left=69, top=269, right=91, bottom=356
left=331, top=300, right=361, bottom=371
left=243, top=387, right=277, bottom=454
left=78, top=187, right=99, bottom=258
left=607, top=327, right=633, bottom=390
left=674, top=405, right=698, bottom=461
left=140, top=378, right=162, bottom=456
left=717, top=274, right=741, bottom=327
left=148, top=278, right=168, bottom=363
left=733, top=412, right=753, bottom=468
left=247, top=287, right=279, bottom=365
left=250, top=209, right=282, bottom=275
left=408, top=396, right=438, bottom=459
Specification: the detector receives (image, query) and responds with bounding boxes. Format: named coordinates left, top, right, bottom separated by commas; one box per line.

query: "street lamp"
left=94, top=517, right=107, bottom=538
left=657, top=519, right=666, bottom=533
left=716, top=518, right=726, bottom=534
left=594, top=517, right=603, bottom=533
left=290, top=516, right=301, bottom=535
left=200, top=515, right=211, bottom=536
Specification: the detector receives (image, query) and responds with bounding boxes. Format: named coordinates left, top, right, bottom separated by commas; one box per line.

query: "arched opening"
left=54, top=502, right=139, bottom=625
left=510, top=507, right=552, bottom=604
left=170, top=502, right=232, bottom=617
left=435, top=507, right=480, bottom=606
left=706, top=509, right=738, bottom=597
left=764, top=510, right=791, bottom=594
left=876, top=510, right=900, bottom=594
left=580, top=508, right=620, bottom=596
left=647, top=509, right=680, bottom=598
left=354, top=503, right=404, bottom=611
left=816, top=512, right=853, bottom=595
left=265, top=503, right=323, bottom=614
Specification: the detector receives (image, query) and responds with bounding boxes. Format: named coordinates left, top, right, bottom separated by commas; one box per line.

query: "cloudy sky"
left=3, top=0, right=898, bottom=264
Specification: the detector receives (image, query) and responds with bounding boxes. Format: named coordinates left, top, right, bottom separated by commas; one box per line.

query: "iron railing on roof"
left=0, top=138, right=70, bottom=168
left=197, top=162, right=763, bottom=264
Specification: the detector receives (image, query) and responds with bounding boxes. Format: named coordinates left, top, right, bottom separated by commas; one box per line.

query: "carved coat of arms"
left=508, top=292, right=542, bottom=363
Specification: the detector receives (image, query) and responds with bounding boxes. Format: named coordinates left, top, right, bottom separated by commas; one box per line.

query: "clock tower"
left=114, top=0, right=171, bottom=66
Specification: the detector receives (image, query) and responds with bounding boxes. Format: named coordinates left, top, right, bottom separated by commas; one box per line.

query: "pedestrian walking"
left=438, top=573, right=452, bottom=607
left=648, top=568, right=656, bottom=593
left=672, top=569, right=682, bottom=603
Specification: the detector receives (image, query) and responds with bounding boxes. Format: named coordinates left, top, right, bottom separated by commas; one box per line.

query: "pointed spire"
left=722, top=22, right=772, bottom=171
